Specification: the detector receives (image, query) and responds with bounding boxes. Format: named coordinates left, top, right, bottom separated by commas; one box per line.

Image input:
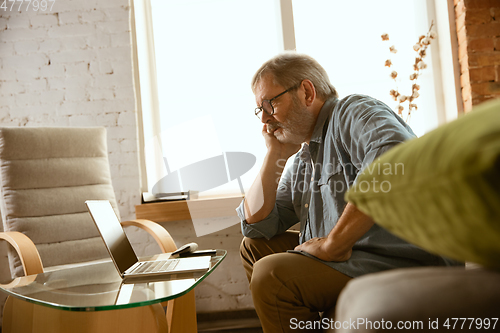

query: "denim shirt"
left=237, top=94, right=460, bottom=278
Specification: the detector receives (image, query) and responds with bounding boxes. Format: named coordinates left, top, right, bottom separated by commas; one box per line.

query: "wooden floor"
left=198, top=317, right=262, bottom=332
left=199, top=326, right=263, bottom=333
left=197, top=310, right=262, bottom=333
left=0, top=325, right=262, bottom=333
left=0, top=312, right=263, bottom=333
left=0, top=323, right=263, bottom=333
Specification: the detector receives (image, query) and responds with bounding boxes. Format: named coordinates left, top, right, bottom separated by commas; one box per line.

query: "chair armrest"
left=0, top=232, right=43, bottom=277
left=121, top=219, right=177, bottom=253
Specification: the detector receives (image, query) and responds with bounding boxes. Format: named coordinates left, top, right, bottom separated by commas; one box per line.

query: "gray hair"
left=251, top=52, right=338, bottom=100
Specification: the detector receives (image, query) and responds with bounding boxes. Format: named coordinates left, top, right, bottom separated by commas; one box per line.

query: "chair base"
left=3, top=296, right=169, bottom=333
left=167, top=290, right=197, bottom=333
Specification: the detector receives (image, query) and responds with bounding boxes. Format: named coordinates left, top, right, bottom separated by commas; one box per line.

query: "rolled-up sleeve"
left=236, top=160, right=300, bottom=239
left=237, top=203, right=282, bottom=239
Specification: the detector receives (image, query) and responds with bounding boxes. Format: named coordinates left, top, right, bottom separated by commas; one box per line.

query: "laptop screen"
left=86, top=200, right=138, bottom=275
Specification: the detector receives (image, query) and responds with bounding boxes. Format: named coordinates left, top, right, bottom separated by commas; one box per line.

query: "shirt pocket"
left=317, top=162, right=346, bottom=222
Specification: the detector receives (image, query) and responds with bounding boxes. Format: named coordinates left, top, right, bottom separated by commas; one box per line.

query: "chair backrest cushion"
left=0, top=127, right=120, bottom=278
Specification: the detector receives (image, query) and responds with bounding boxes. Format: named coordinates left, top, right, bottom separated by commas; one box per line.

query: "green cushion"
left=345, top=99, right=500, bottom=269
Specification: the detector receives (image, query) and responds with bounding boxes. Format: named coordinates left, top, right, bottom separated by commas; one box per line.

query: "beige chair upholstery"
left=0, top=127, right=115, bottom=278
left=0, top=127, right=197, bottom=333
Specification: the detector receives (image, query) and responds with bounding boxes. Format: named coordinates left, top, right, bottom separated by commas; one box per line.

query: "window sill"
left=135, top=195, right=244, bottom=222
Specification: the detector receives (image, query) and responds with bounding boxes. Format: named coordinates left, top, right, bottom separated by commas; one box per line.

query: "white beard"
left=266, top=96, right=316, bottom=145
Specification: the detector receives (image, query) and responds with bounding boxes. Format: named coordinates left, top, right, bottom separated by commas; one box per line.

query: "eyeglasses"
left=254, top=83, right=301, bottom=120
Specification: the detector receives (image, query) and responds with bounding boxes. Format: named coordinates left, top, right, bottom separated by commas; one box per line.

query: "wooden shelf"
left=135, top=196, right=244, bottom=223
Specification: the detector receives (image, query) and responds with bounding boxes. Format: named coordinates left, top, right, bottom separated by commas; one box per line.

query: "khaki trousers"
left=240, top=231, right=352, bottom=333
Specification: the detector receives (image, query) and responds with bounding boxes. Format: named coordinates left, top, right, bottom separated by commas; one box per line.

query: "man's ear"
left=301, top=79, right=316, bottom=107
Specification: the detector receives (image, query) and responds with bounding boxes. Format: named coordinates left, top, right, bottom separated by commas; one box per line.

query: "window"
left=293, top=0, right=442, bottom=136
left=133, top=0, right=460, bottom=199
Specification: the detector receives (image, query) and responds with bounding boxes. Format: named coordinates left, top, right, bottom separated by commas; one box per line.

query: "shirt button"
left=304, top=203, right=309, bottom=208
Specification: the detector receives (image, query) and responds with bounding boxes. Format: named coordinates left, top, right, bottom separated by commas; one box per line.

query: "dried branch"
left=381, top=21, right=435, bottom=121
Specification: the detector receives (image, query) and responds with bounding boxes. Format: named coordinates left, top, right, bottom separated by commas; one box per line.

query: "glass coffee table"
left=0, top=250, right=226, bottom=332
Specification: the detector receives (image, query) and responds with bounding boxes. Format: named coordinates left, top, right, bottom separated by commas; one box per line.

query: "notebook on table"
left=85, top=200, right=211, bottom=282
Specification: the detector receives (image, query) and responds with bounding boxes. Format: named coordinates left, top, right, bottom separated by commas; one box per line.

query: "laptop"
left=85, top=200, right=211, bottom=281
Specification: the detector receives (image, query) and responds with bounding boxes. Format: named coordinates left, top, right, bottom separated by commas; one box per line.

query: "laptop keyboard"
left=131, top=259, right=180, bottom=274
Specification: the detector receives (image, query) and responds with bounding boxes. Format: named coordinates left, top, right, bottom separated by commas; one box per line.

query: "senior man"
left=237, top=53, right=458, bottom=332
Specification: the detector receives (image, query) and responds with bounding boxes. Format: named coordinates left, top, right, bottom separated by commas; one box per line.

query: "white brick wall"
left=157, top=222, right=253, bottom=313
left=0, top=0, right=253, bottom=324
left=0, top=0, right=139, bottom=218
left=0, top=0, right=143, bottom=324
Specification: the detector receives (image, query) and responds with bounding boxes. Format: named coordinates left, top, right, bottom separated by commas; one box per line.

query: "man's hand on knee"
left=294, top=237, right=352, bottom=262
left=295, top=204, right=374, bottom=262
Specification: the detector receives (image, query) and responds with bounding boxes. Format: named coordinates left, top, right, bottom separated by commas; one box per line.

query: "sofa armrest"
left=333, top=267, right=500, bottom=333
left=121, top=219, right=177, bottom=253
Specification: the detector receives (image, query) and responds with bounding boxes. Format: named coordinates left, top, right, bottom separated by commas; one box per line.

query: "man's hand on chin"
left=261, top=125, right=301, bottom=159
left=294, top=237, right=352, bottom=262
